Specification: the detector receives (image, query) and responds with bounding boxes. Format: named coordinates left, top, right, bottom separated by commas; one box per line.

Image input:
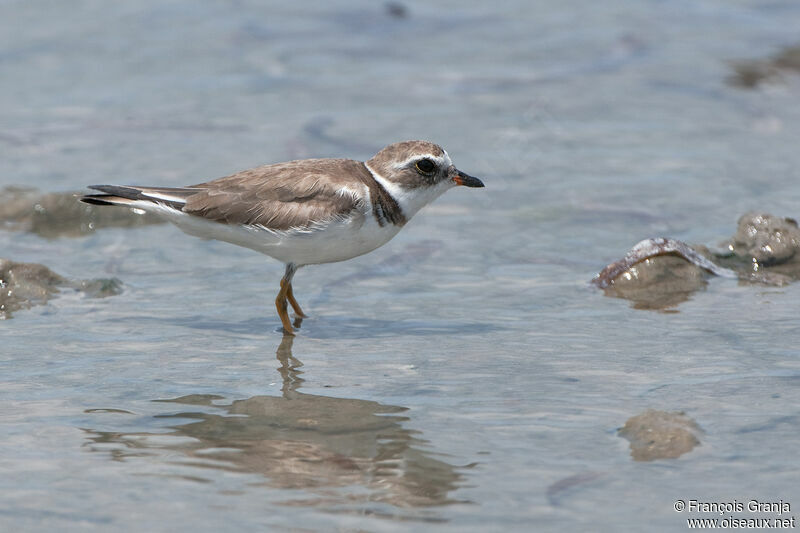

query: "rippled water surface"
left=2, top=1, right=800, bottom=531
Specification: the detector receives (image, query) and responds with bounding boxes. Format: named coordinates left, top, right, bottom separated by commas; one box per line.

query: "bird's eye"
left=415, top=158, right=436, bottom=175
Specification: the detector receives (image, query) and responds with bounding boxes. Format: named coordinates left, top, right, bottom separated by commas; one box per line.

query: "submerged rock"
left=546, top=471, right=605, bottom=506
left=729, top=44, right=800, bottom=89
left=0, top=258, right=121, bottom=319
left=592, top=237, right=735, bottom=311
left=720, top=212, right=800, bottom=268
left=593, top=237, right=736, bottom=290
left=618, top=409, right=702, bottom=461
left=593, top=213, right=800, bottom=310
left=597, top=253, right=711, bottom=311
left=0, top=186, right=163, bottom=239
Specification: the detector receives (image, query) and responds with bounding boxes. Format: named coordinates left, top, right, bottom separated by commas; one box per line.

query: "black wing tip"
left=80, top=194, right=128, bottom=206
left=82, top=185, right=142, bottom=206
left=80, top=195, right=109, bottom=206
left=82, top=185, right=189, bottom=211
left=87, top=184, right=143, bottom=198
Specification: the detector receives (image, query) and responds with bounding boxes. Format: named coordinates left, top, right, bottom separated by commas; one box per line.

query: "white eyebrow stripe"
left=391, top=153, right=450, bottom=170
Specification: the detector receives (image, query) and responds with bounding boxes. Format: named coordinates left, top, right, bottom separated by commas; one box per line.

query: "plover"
left=81, top=140, right=484, bottom=334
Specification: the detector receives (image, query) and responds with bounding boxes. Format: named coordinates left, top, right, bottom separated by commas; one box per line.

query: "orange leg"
left=285, top=282, right=307, bottom=318
left=275, top=279, right=294, bottom=335
left=275, top=263, right=303, bottom=335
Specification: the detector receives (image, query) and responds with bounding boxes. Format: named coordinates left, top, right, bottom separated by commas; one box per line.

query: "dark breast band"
left=363, top=169, right=406, bottom=227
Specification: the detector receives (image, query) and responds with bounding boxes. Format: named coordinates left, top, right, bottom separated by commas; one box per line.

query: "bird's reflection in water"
left=84, top=336, right=467, bottom=513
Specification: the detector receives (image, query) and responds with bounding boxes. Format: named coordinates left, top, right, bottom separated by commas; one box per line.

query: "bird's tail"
left=80, top=185, right=197, bottom=210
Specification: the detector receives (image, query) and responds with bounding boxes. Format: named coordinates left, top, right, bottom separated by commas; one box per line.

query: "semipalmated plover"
left=81, top=140, right=484, bottom=334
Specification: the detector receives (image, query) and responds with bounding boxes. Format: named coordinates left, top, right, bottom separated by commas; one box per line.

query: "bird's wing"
left=183, top=158, right=371, bottom=231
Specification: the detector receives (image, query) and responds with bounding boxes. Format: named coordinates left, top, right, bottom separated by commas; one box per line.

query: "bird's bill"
left=451, top=169, right=485, bottom=188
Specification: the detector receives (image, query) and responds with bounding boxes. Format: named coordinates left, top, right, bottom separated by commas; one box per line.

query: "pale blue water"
left=2, top=1, right=800, bottom=531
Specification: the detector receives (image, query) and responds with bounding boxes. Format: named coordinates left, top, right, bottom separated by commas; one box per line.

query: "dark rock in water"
left=0, top=259, right=65, bottom=317
left=0, top=186, right=163, bottom=239
left=593, top=213, right=800, bottom=310
left=385, top=2, right=408, bottom=18
left=618, top=409, right=702, bottom=461
left=721, top=212, right=800, bottom=266
left=0, top=258, right=122, bottom=319
left=598, top=254, right=710, bottom=312
left=593, top=237, right=736, bottom=289
left=592, top=237, right=735, bottom=312
left=546, top=471, right=605, bottom=506
left=728, top=44, right=800, bottom=88
left=710, top=213, right=800, bottom=285
left=74, top=278, right=125, bottom=299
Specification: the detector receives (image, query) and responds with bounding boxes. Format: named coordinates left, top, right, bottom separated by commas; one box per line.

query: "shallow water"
left=2, top=1, right=800, bottom=531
